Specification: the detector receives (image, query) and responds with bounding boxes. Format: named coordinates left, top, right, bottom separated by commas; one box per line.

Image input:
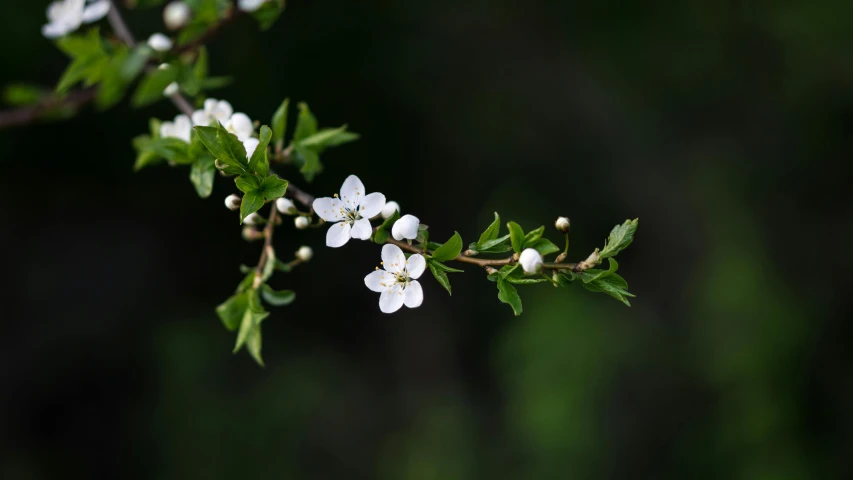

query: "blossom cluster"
left=160, top=98, right=259, bottom=157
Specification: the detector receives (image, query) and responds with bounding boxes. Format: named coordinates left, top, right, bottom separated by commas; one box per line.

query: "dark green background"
left=1, top=1, right=851, bottom=478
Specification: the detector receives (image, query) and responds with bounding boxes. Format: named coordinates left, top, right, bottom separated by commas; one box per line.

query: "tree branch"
left=0, top=88, right=97, bottom=129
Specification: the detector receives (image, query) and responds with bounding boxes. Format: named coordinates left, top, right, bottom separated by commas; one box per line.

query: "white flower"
left=192, top=99, right=233, bottom=127
left=42, top=0, right=110, bottom=39
left=147, top=33, right=173, bottom=52
left=519, top=248, right=543, bottom=275
left=225, top=112, right=255, bottom=141
left=244, top=212, right=262, bottom=225
left=555, top=216, right=570, bottom=233
left=391, top=214, right=420, bottom=241
left=163, top=1, right=191, bottom=30
left=313, top=175, right=386, bottom=248
left=242, top=137, right=260, bottom=158
left=380, top=201, right=400, bottom=219
left=296, top=246, right=313, bottom=262
left=163, top=82, right=179, bottom=96
left=276, top=198, right=296, bottom=215
left=159, top=114, right=191, bottom=142
left=365, top=244, right=425, bottom=313
left=224, top=194, right=241, bottom=211
left=238, top=0, right=270, bottom=12
left=294, top=216, right=309, bottom=229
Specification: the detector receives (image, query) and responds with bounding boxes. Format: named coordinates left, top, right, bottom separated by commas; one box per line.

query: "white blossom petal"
left=379, top=287, right=405, bottom=313
left=227, top=112, right=254, bottom=140
left=406, top=254, right=426, bottom=279
left=381, top=201, right=400, bottom=219
left=238, top=0, right=268, bottom=12
left=350, top=218, right=372, bottom=240
left=392, top=214, right=420, bottom=241
left=365, top=270, right=395, bottom=293
left=325, top=222, right=352, bottom=248
left=403, top=281, right=423, bottom=308
left=339, top=175, right=365, bottom=209
left=191, top=110, right=208, bottom=126
left=42, top=22, right=69, bottom=39
left=312, top=197, right=346, bottom=222
left=81, top=0, right=110, bottom=23
left=212, top=100, right=233, bottom=122
left=381, top=244, right=406, bottom=274
left=359, top=192, right=386, bottom=219
left=242, top=138, right=260, bottom=158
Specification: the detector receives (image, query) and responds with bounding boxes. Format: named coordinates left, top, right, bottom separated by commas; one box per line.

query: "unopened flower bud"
left=296, top=246, right=313, bottom=262
left=224, top=194, right=241, bottom=211
left=276, top=197, right=296, bottom=215
left=485, top=266, right=499, bottom=275
left=519, top=248, right=543, bottom=275
left=294, top=216, right=309, bottom=229
left=163, top=1, right=191, bottom=30
left=147, top=33, right=173, bottom=52
left=381, top=201, right=400, bottom=219
left=555, top=216, right=570, bottom=233
left=244, top=212, right=262, bottom=225
left=577, top=248, right=600, bottom=271
left=163, top=82, right=179, bottom=96
left=242, top=226, right=264, bottom=241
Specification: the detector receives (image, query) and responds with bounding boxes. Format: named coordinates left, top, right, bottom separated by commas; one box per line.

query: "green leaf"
left=296, top=145, right=321, bottom=182
left=600, top=218, right=639, bottom=259
left=431, top=232, right=463, bottom=262
left=477, top=212, right=501, bottom=245
left=292, top=102, right=317, bottom=143
left=3, top=84, right=45, bottom=106
left=261, top=247, right=276, bottom=282
left=216, top=122, right=249, bottom=167
left=527, top=238, right=561, bottom=256
left=251, top=0, right=286, bottom=30
left=234, top=293, right=269, bottom=365
left=522, top=226, right=544, bottom=248
left=271, top=98, right=289, bottom=142
left=374, top=210, right=399, bottom=244
left=215, top=292, right=248, bottom=331
left=428, top=259, right=453, bottom=295
left=235, top=175, right=262, bottom=193
left=261, top=284, right=296, bottom=306
left=499, top=264, right=519, bottom=279
left=497, top=277, right=522, bottom=316
left=298, top=125, right=359, bottom=152
left=274, top=258, right=293, bottom=272
left=248, top=125, right=272, bottom=175
left=582, top=272, right=635, bottom=307
left=195, top=125, right=241, bottom=170
left=507, top=221, right=525, bottom=254
left=193, top=47, right=208, bottom=83
left=189, top=155, right=215, bottom=198
left=428, top=261, right=464, bottom=273
left=131, top=65, right=179, bottom=107
left=468, top=234, right=512, bottom=255
left=239, top=192, right=264, bottom=223
left=55, top=29, right=108, bottom=94
left=259, top=175, right=288, bottom=200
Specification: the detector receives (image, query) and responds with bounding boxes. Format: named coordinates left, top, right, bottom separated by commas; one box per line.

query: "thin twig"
left=254, top=204, right=279, bottom=285
left=0, top=88, right=97, bottom=129
left=108, top=1, right=137, bottom=46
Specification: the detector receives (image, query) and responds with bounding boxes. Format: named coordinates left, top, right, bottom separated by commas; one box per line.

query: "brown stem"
left=254, top=204, right=279, bottom=284
left=0, top=88, right=97, bottom=130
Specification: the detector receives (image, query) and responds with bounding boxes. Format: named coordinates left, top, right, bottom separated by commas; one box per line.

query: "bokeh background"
left=2, top=1, right=852, bottom=478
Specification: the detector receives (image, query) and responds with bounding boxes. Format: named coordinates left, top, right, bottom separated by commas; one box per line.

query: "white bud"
left=577, top=249, right=600, bottom=271
left=157, top=63, right=170, bottom=70
left=276, top=197, right=296, bottom=215
left=391, top=214, right=420, bottom=241
left=163, top=2, right=191, bottom=30
left=244, top=212, right=262, bottom=225
left=555, top=216, right=570, bottom=233
left=238, top=0, right=269, bottom=12
left=519, top=248, right=543, bottom=275
left=380, top=201, right=400, bottom=219
left=294, top=216, right=309, bottom=229
left=296, top=246, right=313, bottom=262
left=224, top=194, right=242, bottom=211
left=147, top=33, right=173, bottom=52
left=163, top=82, right=179, bottom=96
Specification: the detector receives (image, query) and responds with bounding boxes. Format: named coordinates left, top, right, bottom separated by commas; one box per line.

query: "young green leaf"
left=428, top=259, right=453, bottom=295
left=428, top=261, right=464, bottom=273
left=477, top=212, right=501, bottom=245
left=522, top=226, right=544, bottom=248
left=239, top=192, right=265, bottom=223
left=497, top=277, right=523, bottom=316
left=189, top=155, right=216, bottom=198
left=298, top=126, right=359, bottom=152
left=600, top=218, right=639, bottom=259
left=374, top=210, right=400, bottom=244
left=582, top=272, right=635, bottom=307
left=271, top=98, right=289, bottom=142
left=260, top=175, right=288, bottom=200
left=131, top=66, right=179, bottom=107
left=507, top=221, right=525, bottom=254
left=216, top=292, right=249, bottom=331
left=292, top=102, right=318, bottom=143
left=248, top=125, right=272, bottom=175
left=195, top=125, right=247, bottom=172
left=527, top=238, right=561, bottom=256
left=296, top=145, right=322, bottom=182
left=261, top=285, right=296, bottom=306
left=431, top=232, right=463, bottom=262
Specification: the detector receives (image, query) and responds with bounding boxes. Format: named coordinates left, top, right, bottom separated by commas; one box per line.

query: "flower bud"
left=147, top=33, right=173, bottom=52
left=577, top=248, right=600, bottom=271
left=555, top=216, right=570, bottom=233
left=519, top=248, right=543, bottom=275
left=244, top=212, right=262, bottom=225
left=238, top=0, right=270, bottom=12
left=242, top=226, right=264, bottom=241
left=163, top=1, right=191, bottom=30
left=391, top=214, right=420, bottom=241
left=294, top=216, right=309, bottom=229
left=276, top=197, right=296, bottom=215
left=163, top=82, right=179, bottom=96
left=224, top=194, right=241, bottom=211
left=381, top=201, right=400, bottom=219
left=296, top=246, right=313, bottom=262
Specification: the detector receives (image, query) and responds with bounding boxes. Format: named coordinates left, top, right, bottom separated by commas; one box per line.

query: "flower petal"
left=191, top=110, right=209, bottom=126
left=313, top=197, right=346, bottom=222
left=242, top=138, right=260, bottom=158
left=359, top=192, right=386, bottom=219
left=391, top=214, right=420, bottom=241
left=227, top=112, right=254, bottom=140
left=365, top=270, right=394, bottom=293
left=406, top=254, right=426, bottom=279
left=325, top=222, right=351, bottom=248
left=42, top=22, right=68, bottom=39
left=381, top=244, right=406, bottom=274
left=350, top=218, right=372, bottom=240
left=339, top=175, right=365, bottom=209
left=82, top=0, right=110, bottom=23
left=403, top=280, right=423, bottom=308
left=379, top=287, right=405, bottom=313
